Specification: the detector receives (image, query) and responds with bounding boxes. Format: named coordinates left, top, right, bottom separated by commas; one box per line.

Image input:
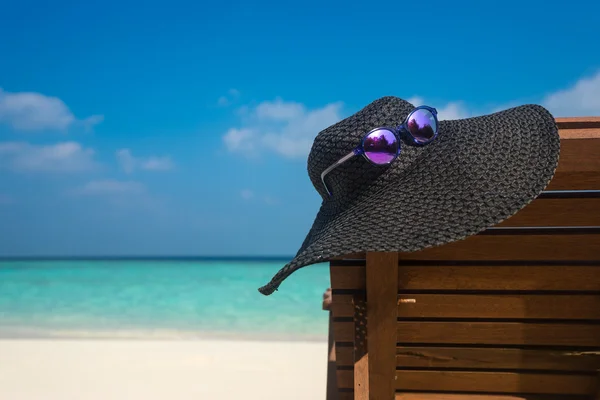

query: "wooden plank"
left=364, top=252, right=398, bottom=400
left=547, top=171, right=600, bottom=190
left=354, top=294, right=368, bottom=400
left=335, top=346, right=600, bottom=371
left=395, top=394, right=583, bottom=400
left=334, top=321, right=600, bottom=346
left=398, top=234, right=600, bottom=261
left=331, top=265, right=365, bottom=289
left=497, top=198, right=600, bottom=227
left=556, top=116, right=600, bottom=130
left=325, top=312, right=339, bottom=400
left=334, top=321, right=356, bottom=342
left=338, top=389, right=590, bottom=399
left=396, top=265, right=600, bottom=291
left=394, top=371, right=597, bottom=395
left=336, top=370, right=597, bottom=394
left=331, top=294, right=355, bottom=318
left=332, top=294, right=600, bottom=320
left=396, top=294, right=600, bottom=320
left=396, top=322, right=600, bottom=347
left=555, top=137, right=600, bottom=172
left=395, top=347, right=600, bottom=371
left=330, top=265, right=600, bottom=291
left=543, top=133, right=600, bottom=190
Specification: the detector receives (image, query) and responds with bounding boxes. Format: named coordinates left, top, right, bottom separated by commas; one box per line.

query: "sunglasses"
left=320, top=105, right=439, bottom=197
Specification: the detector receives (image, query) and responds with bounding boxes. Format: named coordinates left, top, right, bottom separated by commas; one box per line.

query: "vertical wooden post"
left=354, top=252, right=399, bottom=400
left=353, top=294, right=368, bottom=399
left=325, top=311, right=339, bottom=400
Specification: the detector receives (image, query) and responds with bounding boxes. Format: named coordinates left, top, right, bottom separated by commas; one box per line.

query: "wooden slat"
left=395, top=394, right=585, bottom=400
left=538, top=131, right=600, bottom=189
left=396, top=265, right=600, bottom=291
left=354, top=294, right=368, bottom=399
left=343, top=393, right=588, bottom=400
left=363, top=252, right=399, bottom=400
left=330, top=265, right=600, bottom=291
left=332, top=294, right=600, bottom=320
left=336, top=370, right=597, bottom=395
left=497, top=198, right=600, bottom=227
left=555, top=116, right=600, bottom=130
left=546, top=171, right=600, bottom=190
left=396, top=322, right=600, bottom=347
left=335, top=346, right=600, bottom=371
left=333, top=321, right=600, bottom=346
left=331, top=294, right=355, bottom=318
left=396, top=294, right=600, bottom=319
left=555, top=137, right=600, bottom=171
left=398, top=234, right=600, bottom=261
left=395, top=347, right=600, bottom=371
left=395, top=371, right=597, bottom=395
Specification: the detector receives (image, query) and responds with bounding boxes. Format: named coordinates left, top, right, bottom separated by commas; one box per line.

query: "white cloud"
left=223, top=97, right=344, bottom=159
left=411, top=70, right=600, bottom=120
left=541, top=70, right=600, bottom=116
left=223, top=71, right=599, bottom=161
left=407, top=96, right=471, bottom=121
left=72, top=179, right=145, bottom=196
left=223, top=128, right=255, bottom=154
left=255, top=99, right=304, bottom=120
left=217, top=88, right=241, bottom=107
left=0, top=88, right=104, bottom=132
left=0, top=141, right=97, bottom=172
left=115, top=148, right=174, bottom=174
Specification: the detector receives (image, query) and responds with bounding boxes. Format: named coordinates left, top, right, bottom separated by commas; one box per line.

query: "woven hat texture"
left=258, top=96, right=560, bottom=296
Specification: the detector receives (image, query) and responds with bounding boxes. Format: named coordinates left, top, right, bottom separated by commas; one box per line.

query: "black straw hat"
left=258, top=96, right=560, bottom=296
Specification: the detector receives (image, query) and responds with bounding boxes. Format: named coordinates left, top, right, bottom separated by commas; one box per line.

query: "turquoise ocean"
left=0, top=259, right=331, bottom=341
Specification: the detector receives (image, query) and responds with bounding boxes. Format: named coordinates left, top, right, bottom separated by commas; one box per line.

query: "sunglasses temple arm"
left=320, top=150, right=358, bottom=197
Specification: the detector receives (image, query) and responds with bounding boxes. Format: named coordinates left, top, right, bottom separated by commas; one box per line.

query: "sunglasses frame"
left=320, top=105, right=439, bottom=197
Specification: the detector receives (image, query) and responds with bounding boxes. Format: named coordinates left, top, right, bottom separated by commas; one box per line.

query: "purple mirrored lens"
left=407, top=109, right=437, bottom=144
left=363, top=129, right=398, bottom=164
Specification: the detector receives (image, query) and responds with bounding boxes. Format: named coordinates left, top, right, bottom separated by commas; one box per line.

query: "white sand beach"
left=0, top=339, right=328, bottom=400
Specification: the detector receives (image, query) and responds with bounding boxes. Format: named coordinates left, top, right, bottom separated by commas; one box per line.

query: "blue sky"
left=0, top=0, right=599, bottom=256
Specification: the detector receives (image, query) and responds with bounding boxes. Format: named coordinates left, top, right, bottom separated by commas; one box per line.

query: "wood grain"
left=555, top=116, right=600, bottom=129
left=333, top=321, right=600, bottom=346
left=330, top=264, right=600, bottom=291
left=497, top=198, right=600, bottom=227
left=396, top=322, right=600, bottom=347
left=395, top=371, right=597, bottom=395
left=336, top=370, right=597, bottom=395
left=340, top=393, right=586, bottom=400
left=395, top=294, right=600, bottom=319
left=353, top=294, right=368, bottom=400
left=554, top=137, right=600, bottom=171
left=546, top=171, right=600, bottom=190
left=332, top=294, right=600, bottom=320
left=363, top=252, right=398, bottom=400
left=335, top=346, right=600, bottom=371
left=395, top=394, right=585, bottom=400
left=397, top=234, right=600, bottom=261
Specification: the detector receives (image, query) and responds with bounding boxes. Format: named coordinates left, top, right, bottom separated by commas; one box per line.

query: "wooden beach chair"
left=323, top=116, right=600, bottom=399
